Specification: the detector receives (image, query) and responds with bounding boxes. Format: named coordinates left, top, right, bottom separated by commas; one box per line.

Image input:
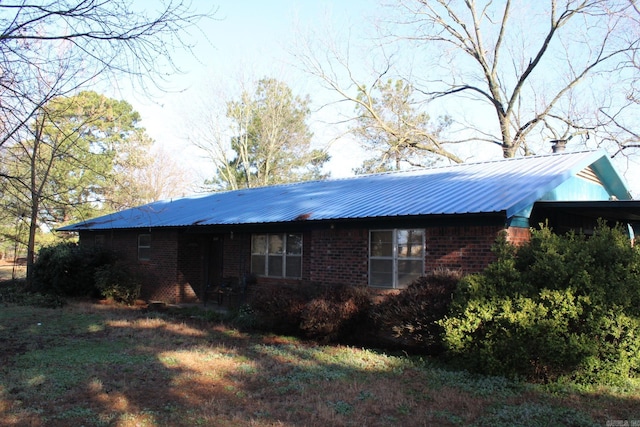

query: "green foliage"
left=208, top=78, right=330, bottom=190
left=0, top=280, right=66, bottom=308
left=474, top=402, right=599, bottom=427
left=352, top=78, right=454, bottom=174
left=441, top=222, right=640, bottom=384
left=31, top=242, right=116, bottom=297
left=94, top=262, right=141, bottom=304
left=370, top=269, right=461, bottom=353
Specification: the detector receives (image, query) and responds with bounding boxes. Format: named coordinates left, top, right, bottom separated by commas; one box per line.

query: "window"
left=369, top=229, right=424, bottom=288
left=138, top=234, right=151, bottom=261
left=95, top=235, right=105, bottom=247
left=251, top=233, right=302, bottom=278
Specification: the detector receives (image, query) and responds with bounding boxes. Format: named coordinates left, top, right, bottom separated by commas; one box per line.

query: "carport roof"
left=58, top=150, right=632, bottom=232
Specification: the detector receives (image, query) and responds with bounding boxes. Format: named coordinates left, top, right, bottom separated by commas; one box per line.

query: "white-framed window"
left=369, top=229, right=425, bottom=288
left=138, top=234, right=151, bottom=261
left=251, top=233, right=302, bottom=278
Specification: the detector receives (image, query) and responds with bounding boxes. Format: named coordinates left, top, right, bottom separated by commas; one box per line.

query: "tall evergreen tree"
left=205, top=78, right=329, bottom=190
left=1, top=91, right=152, bottom=275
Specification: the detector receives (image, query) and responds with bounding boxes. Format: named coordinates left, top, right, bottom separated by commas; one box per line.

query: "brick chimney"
left=551, top=139, right=566, bottom=153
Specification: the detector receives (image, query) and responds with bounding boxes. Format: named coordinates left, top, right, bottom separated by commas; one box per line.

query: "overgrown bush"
left=94, top=262, right=141, bottom=304
left=248, top=284, right=311, bottom=335
left=441, top=222, right=640, bottom=384
left=370, top=269, right=461, bottom=353
left=299, top=284, right=371, bottom=342
left=31, top=243, right=116, bottom=297
left=249, top=283, right=371, bottom=341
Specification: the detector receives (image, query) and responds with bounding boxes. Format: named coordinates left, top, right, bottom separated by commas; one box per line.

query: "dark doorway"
left=206, top=236, right=224, bottom=290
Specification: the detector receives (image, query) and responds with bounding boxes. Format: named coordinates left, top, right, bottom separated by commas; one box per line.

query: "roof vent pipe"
left=551, top=139, right=567, bottom=153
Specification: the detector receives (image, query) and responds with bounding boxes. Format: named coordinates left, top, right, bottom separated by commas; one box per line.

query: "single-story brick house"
left=59, top=150, right=640, bottom=303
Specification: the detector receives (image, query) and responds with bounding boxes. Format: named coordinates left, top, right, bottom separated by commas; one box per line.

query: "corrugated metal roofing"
left=59, top=150, right=629, bottom=231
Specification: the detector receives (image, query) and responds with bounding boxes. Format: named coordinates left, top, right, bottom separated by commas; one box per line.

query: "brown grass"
left=0, top=301, right=638, bottom=426
left=0, top=262, right=25, bottom=281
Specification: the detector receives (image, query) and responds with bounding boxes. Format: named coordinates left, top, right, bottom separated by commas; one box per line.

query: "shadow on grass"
left=0, top=301, right=638, bottom=427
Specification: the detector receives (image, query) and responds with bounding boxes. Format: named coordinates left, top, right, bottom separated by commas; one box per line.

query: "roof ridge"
left=224, top=150, right=602, bottom=188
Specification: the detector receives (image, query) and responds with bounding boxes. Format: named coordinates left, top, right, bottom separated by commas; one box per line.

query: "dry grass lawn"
left=0, top=301, right=638, bottom=426
left=0, top=262, right=24, bottom=282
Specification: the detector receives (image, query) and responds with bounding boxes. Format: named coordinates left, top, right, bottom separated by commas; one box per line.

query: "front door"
left=204, top=236, right=224, bottom=298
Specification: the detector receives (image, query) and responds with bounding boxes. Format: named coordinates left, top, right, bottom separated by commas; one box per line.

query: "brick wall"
left=505, top=226, right=532, bottom=246
left=222, top=233, right=250, bottom=279
left=80, top=223, right=532, bottom=303
left=82, top=229, right=194, bottom=304
left=308, top=228, right=369, bottom=286
left=425, top=225, right=504, bottom=273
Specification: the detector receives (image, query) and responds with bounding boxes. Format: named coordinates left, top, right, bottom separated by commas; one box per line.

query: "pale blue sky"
left=120, top=0, right=377, bottom=186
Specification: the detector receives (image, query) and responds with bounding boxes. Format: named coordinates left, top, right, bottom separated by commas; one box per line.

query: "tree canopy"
left=0, top=91, right=153, bottom=273
left=198, top=78, right=330, bottom=191
left=0, top=0, right=208, bottom=149
left=353, top=78, right=454, bottom=174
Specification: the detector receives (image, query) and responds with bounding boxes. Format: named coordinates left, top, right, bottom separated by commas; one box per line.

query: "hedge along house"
left=59, top=150, right=640, bottom=304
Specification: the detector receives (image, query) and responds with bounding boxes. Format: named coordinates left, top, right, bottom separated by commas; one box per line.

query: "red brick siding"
left=80, top=223, right=532, bottom=303
left=222, top=233, right=251, bottom=279
left=81, top=229, right=193, bottom=303
left=176, top=234, right=206, bottom=302
left=308, top=228, right=369, bottom=286
left=425, top=225, right=504, bottom=274
left=505, top=226, right=531, bottom=246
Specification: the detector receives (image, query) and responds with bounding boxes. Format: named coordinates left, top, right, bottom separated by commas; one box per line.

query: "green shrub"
left=370, top=269, right=461, bottom=353
left=0, top=280, right=66, bottom=308
left=31, top=243, right=116, bottom=297
left=441, top=222, right=640, bottom=384
left=94, top=262, right=141, bottom=304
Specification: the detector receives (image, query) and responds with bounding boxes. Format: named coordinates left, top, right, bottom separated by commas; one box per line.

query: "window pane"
left=286, top=233, right=302, bottom=255
left=370, top=259, right=393, bottom=287
left=269, top=234, right=283, bottom=254
left=398, top=242, right=424, bottom=257
left=138, top=247, right=151, bottom=261
left=370, top=231, right=393, bottom=257
left=398, top=260, right=423, bottom=288
left=138, top=234, right=151, bottom=247
left=268, top=255, right=283, bottom=276
left=251, top=255, right=266, bottom=275
left=285, top=256, right=302, bottom=278
left=397, top=230, right=424, bottom=258
left=252, top=235, right=267, bottom=255
left=138, top=234, right=151, bottom=260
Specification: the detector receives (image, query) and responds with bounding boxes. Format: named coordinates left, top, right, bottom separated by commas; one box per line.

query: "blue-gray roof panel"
left=59, top=151, right=627, bottom=231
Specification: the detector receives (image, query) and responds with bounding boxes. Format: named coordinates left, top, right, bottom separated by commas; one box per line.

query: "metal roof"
left=59, top=150, right=630, bottom=231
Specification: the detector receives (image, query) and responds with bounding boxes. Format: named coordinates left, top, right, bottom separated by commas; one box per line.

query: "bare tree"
left=111, top=145, right=195, bottom=207
left=293, top=30, right=467, bottom=167
left=295, top=1, right=640, bottom=164
left=0, top=1, right=211, bottom=269
left=385, top=0, right=640, bottom=158
left=0, top=0, right=211, bottom=149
